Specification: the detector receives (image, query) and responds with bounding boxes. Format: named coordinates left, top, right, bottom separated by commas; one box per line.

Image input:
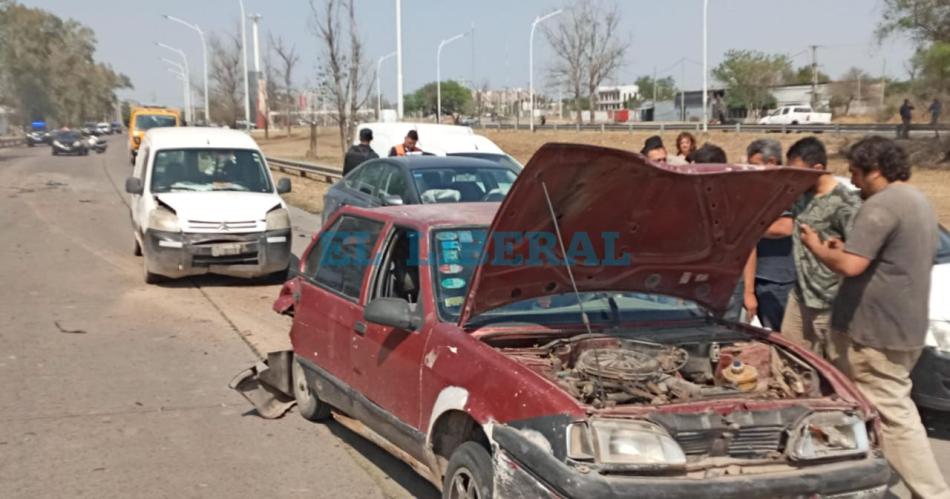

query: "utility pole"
left=653, top=66, right=658, bottom=104
left=376, top=52, right=396, bottom=120
left=395, top=0, right=404, bottom=120
left=701, top=0, right=708, bottom=132
left=810, top=45, right=819, bottom=109
left=529, top=9, right=563, bottom=132
left=163, top=15, right=209, bottom=123
left=238, top=0, right=250, bottom=131
left=250, top=14, right=263, bottom=129
left=437, top=32, right=466, bottom=124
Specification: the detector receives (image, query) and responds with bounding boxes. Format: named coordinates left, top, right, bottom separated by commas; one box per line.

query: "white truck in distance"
left=758, top=105, right=832, bottom=125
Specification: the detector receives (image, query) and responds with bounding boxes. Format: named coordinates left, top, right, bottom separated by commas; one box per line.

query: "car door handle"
left=353, top=321, right=367, bottom=336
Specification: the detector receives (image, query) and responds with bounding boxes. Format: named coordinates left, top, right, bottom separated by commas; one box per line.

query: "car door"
left=351, top=225, right=431, bottom=456
left=130, top=144, right=149, bottom=232
left=324, top=162, right=385, bottom=222
left=292, top=214, right=386, bottom=395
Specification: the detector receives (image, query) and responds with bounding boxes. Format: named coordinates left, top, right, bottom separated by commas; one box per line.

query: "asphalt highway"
left=0, top=140, right=946, bottom=498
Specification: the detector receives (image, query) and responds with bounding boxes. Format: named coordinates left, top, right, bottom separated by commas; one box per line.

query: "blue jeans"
left=755, top=279, right=794, bottom=330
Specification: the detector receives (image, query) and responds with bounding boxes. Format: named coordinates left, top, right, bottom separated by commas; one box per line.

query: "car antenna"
left=541, top=181, right=607, bottom=405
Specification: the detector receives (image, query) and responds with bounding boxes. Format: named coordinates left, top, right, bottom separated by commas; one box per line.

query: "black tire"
left=133, top=234, right=142, bottom=257
left=292, top=356, right=332, bottom=421
left=51, top=149, right=57, bottom=156
left=443, top=442, right=493, bottom=499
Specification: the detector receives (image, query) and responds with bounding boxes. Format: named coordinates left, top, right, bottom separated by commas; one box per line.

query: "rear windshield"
left=448, top=153, right=523, bottom=171
left=54, top=131, right=81, bottom=141
left=135, top=114, right=178, bottom=131
left=149, top=148, right=273, bottom=194
left=411, top=167, right=518, bottom=203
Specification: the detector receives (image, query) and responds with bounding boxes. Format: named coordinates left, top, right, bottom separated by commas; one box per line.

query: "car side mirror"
left=382, top=194, right=404, bottom=206
left=125, top=177, right=143, bottom=195
left=277, top=177, right=292, bottom=194
left=364, top=298, right=420, bottom=331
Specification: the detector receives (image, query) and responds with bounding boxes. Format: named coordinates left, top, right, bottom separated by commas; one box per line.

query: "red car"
left=260, top=144, right=890, bottom=498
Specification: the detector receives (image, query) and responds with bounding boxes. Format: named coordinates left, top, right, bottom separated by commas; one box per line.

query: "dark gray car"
left=321, top=156, right=520, bottom=224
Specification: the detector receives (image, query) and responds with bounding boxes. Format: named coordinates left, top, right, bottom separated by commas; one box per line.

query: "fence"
left=266, top=156, right=342, bottom=184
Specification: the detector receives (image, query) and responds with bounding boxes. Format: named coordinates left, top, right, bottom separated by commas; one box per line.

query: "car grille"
left=186, top=219, right=261, bottom=232
left=192, top=253, right=259, bottom=266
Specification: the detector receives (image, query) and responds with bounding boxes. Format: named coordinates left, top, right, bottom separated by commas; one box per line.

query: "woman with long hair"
left=670, top=132, right=696, bottom=164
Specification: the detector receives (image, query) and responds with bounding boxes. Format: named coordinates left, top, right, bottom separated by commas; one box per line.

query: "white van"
left=125, top=127, right=292, bottom=283
left=353, top=122, right=521, bottom=170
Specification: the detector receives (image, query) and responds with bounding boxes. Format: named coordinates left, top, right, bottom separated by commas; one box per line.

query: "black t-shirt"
left=343, top=144, right=378, bottom=176
left=756, top=236, right=795, bottom=284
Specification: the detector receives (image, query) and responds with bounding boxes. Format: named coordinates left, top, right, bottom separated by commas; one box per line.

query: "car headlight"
left=788, top=412, right=869, bottom=462
left=148, top=207, right=180, bottom=232
left=926, top=320, right=950, bottom=354
left=567, top=420, right=686, bottom=467
left=265, top=207, right=290, bottom=231
left=52, top=140, right=62, bottom=147
left=72, top=141, right=81, bottom=147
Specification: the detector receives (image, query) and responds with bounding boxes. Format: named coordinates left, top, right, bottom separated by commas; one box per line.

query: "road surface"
left=0, top=142, right=438, bottom=498
left=0, top=141, right=947, bottom=498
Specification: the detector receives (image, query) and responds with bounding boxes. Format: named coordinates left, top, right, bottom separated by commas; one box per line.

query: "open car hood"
left=458, top=143, right=819, bottom=324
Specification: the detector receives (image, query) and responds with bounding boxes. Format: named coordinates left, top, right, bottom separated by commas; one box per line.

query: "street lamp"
left=163, top=14, right=209, bottom=123
left=164, top=66, right=191, bottom=122
left=395, top=0, right=403, bottom=120
left=529, top=9, right=562, bottom=132
left=376, top=51, right=397, bottom=120
left=436, top=32, right=466, bottom=124
left=156, top=42, right=192, bottom=124
left=238, top=0, right=251, bottom=131
left=702, top=0, right=708, bottom=132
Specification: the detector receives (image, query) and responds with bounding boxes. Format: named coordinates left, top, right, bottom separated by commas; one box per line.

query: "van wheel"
left=443, top=442, right=493, bottom=499
left=292, top=356, right=332, bottom=422
left=133, top=235, right=142, bottom=256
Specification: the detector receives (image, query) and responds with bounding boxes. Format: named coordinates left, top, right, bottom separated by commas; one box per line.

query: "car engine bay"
left=493, top=325, right=824, bottom=408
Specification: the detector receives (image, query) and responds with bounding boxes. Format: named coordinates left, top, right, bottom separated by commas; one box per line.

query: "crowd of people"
left=641, top=131, right=949, bottom=498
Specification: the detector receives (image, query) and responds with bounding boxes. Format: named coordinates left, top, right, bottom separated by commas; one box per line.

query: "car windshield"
left=54, top=131, right=81, bottom=141
left=430, top=227, right=707, bottom=325
left=412, top=167, right=518, bottom=203
left=135, top=114, right=177, bottom=130
left=448, top=153, right=523, bottom=170
left=150, top=149, right=273, bottom=193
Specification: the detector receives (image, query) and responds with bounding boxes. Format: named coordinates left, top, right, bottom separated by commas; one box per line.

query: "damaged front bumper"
left=229, top=351, right=296, bottom=419
left=492, top=425, right=890, bottom=499
left=144, top=228, right=291, bottom=279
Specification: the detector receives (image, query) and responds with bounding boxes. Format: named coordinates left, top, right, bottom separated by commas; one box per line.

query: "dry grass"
left=258, top=126, right=950, bottom=224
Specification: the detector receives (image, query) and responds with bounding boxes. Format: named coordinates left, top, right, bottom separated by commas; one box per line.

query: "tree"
left=271, top=34, right=300, bottom=137
left=830, top=67, right=873, bottom=116
left=712, top=50, right=792, bottom=112
left=634, top=75, right=676, bottom=103
left=791, top=65, right=830, bottom=85
left=545, top=0, right=626, bottom=125
left=912, top=42, right=950, bottom=96
left=404, top=81, right=473, bottom=121
left=310, top=0, right=372, bottom=156
left=877, top=0, right=950, bottom=44
left=208, top=27, right=243, bottom=127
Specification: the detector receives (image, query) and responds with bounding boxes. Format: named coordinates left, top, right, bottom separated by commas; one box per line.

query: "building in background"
left=595, top=85, right=639, bottom=111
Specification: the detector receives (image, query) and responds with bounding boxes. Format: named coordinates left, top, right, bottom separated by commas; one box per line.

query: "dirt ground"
left=257, top=127, right=950, bottom=224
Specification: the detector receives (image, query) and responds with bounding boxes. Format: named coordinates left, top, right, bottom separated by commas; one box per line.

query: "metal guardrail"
left=477, top=122, right=948, bottom=134
left=0, top=137, right=25, bottom=148
left=266, top=156, right=342, bottom=183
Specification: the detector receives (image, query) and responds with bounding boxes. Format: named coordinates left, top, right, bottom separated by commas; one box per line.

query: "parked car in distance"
left=353, top=122, right=522, bottom=170
left=26, top=130, right=51, bottom=147
left=86, top=134, right=107, bottom=154
left=124, top=127, right=292, bottom=284
left=111, top=121, right=123, bottom=134
left=255, top=144, right=890, bottom=498
left=757, top=105, right=832, bottom=126
left=51, top=129, right=89, bottom=156
left=321, top=155, right=520, bottom=224
left=80, top=121, right=97, bottom=136
left=129, top=106, right=181, bottom=165
left=95, top=122, right=112, bottom=135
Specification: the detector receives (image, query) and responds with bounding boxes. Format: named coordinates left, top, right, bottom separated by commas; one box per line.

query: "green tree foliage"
left=912, top=41, right=950, bottom=95
left=876, top=0, right=950, bottom=44
left=0, top=1, right=131, bottom=127
left=634, top=75, right=676, bottom=102
left=404, top=81, right=473, bottom=121
left=791, top=65, right=831, bottom=85
left=712, top=50, right=792, bottom=111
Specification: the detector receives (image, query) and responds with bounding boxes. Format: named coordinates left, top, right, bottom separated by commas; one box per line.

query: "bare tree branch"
left=271, top=34, right=300, bottom=136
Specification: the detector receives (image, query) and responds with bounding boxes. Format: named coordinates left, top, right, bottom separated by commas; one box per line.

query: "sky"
left=22, top=0, right=917, bottom=109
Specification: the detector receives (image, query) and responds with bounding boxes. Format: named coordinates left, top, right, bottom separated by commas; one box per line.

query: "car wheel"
left=51, top=149, right=57, bottom=156
left=443, top=442, right=493, bottom=499
left=292, top=356, right=332, bottom=422
left=133, top=234, right=142, bottom=257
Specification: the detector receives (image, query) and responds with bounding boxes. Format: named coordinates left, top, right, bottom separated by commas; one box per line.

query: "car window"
left=149, top=148, right=272, bottom=193
left=794, top=107, right=811, bottom=113
left=411, top=167, right=518, bottom=203
left=135, top=114, right=177, bottom=131
left=345, top=163, right=384, bottom=196
left=781, top=108, right=790, bottom=115
left=307, top=215, right=385, bottom=300
left=378, top=165, right=410, bottom=203
left=370, top=227, right=421, bottom=303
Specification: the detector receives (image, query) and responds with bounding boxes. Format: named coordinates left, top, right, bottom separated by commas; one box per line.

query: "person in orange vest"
left=388, top=130, right=423, bottom=156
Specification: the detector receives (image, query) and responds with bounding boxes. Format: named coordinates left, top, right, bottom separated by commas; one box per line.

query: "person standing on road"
left=343, top=128, right=379, bottom=176
left=388, top=130, right=423, bottom=157
left=929, top=97, right=942, bottom=138
left=799, top=136, right=950, bottom=499
left=741, top=139, right=795, bottom=330
left=900, top=99, right=915, bottom=139
left=769, top=137, right=861, bottom=358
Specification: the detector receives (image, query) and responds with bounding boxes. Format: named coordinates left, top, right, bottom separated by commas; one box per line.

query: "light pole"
left=376, top=51, right=397, bottom=120
left=395, top=0, right=403, bottom=120
left=436, top=32, right=466, bottom=124
left=163, top=15, right=209, bottom=123
left=238, top=0, right=250, bottom=130
left=156, top=42, right=191, bottom=124
left=702, top=0, right=708, bottom=132
left=529, top=9, right=562, bottom=132
left=165, top=67, right=190, bottom=122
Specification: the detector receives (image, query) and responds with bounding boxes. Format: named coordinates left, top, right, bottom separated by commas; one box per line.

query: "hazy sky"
left=23, top=0, right=916, bottom=108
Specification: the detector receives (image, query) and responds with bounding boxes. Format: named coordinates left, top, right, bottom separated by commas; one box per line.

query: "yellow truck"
left=128, top=107, right=180, bottom=164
